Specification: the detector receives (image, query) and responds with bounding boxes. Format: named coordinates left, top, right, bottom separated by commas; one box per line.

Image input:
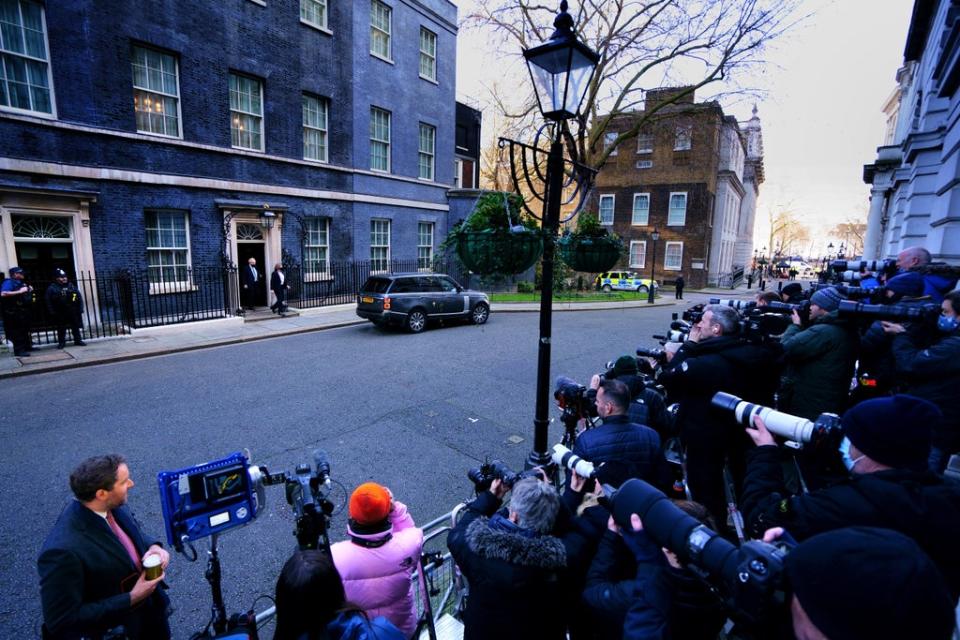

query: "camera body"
left=467, top=459, right=540, bottom=493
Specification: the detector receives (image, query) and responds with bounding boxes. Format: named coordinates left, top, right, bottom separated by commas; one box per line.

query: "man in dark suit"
left=240, top=257, right=260, bottom=310
left=270, top=262, right=288, bottom=315
left=38, top=454, right=171, bottom=640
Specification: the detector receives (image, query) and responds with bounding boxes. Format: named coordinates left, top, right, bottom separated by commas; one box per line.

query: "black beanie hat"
left=785, top=527, right=955, bottom=640
left=841, top=395, right=940, bottom=470
left=610, top=355, right=639, bottom=377
left=781, top=282, right=803, bottom=298
left=885, top=271, right=925, bottom=297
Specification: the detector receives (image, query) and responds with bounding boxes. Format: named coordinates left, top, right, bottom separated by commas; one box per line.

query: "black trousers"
left=56, top=321, right=83, bottom=346
left=675, top=288, right=683, bottom=299
left=271, top=288, right=287, bottom=312
left=3, top=315, right=31, bottom=355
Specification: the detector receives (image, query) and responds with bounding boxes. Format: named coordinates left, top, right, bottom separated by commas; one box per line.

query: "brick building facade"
left=0, top=0, right=461, bottom=309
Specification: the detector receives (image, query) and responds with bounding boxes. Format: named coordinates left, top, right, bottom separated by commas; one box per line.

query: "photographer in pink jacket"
left=330, top=482, right=424, bottom=639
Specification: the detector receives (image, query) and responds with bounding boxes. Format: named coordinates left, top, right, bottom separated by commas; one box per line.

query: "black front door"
left=237, top=243, right=267, bottom=306
left=15, top=242, right=75, bottom=329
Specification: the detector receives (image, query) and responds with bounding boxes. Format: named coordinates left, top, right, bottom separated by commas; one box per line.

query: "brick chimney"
left=644, top=86, right=696, bottom=111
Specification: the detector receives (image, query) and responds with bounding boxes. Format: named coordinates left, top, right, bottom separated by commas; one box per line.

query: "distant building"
left=590, top=88, right=762, bottom=288
left=455, top=102, right=481, bottom=189
left=863, top=0, right=960, bottom=263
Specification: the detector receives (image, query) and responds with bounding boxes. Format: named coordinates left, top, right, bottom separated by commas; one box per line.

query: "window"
left=370, top=107, right=391, bottom=171
left=370, top=219, right=390, bottom=272
left=674, top=124, right=692, bottom=151
left=304, top=217, right=330, bottom=277
left=0, top=0, right=53, bottom=115
left=418, top=123, right=435, bottom=180
left=302, top=93, right=328, bottom=162
left=636, top=131, right=653, bottom=153
left=598, top=195, right=614, bottom=225
left=370, top=0, right=391, bottom=60
left=668, top=192, right=687, bottom=226
left=230, top=73, right=263, bottom=151
left=418, top=222, right=434, bottom=270
left=419, top=27, right=436, bottom=81
left=664, top=241, right=683, bottom=270
left=131, top=46, right=179, bottom=137
left=635, top=160, right=653, bottom=169
left=629, top=241, right=646, bottom=269
left=631, top=193, right=649, bottom=225
left=604, top=131, right=618, bottom=155
left=145, top=210, right=190, bottom=286
left=300, top=0, right=327, bottom=30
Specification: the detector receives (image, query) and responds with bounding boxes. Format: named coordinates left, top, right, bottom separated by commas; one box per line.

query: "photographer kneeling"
left=447, top=477, right=568, bottom=640
left=739, top=394, right=960, bottom=600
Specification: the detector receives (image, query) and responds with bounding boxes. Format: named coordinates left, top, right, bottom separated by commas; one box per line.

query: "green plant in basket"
left=558, top=211, right=623, bottom=273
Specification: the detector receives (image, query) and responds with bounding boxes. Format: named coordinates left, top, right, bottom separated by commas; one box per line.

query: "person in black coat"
left=45, top=268, right=86, bottom=348
left=240, top=257, right=261, bottom=310
left=447, top=478, right=568, bottom=640
left=270, top=263, right=289, bottom=314
left=601, top=355, right=673, bottom=439
left=674, top=276, right=684, bottom=300
left=659, top=304, right=781, bottom=523
left=740, top=395, right=960, bottom=601
left=1, top=266, right=34, bottom=356
left=38, top=454, right=171, bottom=639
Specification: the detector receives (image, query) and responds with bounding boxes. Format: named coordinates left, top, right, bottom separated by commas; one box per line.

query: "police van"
left=595, top=271, right=659, bottom=293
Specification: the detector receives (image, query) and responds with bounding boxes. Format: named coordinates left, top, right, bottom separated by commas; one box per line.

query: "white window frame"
left=0, top=0, right=56, bottom=117
left=370, top=219, right=391, bottom=273
left=131, top=46, right=181, bottom=138
left=302, top=93, right=329, bottom=163
left=604, top=131, right=618, bottom=156
left=631, top=193, right=650, bottom=226
left=300, top=0, right=329, bottom=32
left=636, top=132, right=653, bottom=154
left=418, top=122, right=435, bottom=181
left=629, top=240, right=646, bottom=269
left=636, top=160, right=653, bottom=169
left=419, top=27, right=437, bottom=82
left=370, top=0, right=392, bottom=62
left=229, top=73, right=264, bottom=152
left=668, top=191, right=687, bottom=226
left=453, top=158, right=462, bottom=188
left=674, top=124, right=692, bottom=151
left=417, top=221, right=434, bottom=271
left=664, top=241, right=683, bottom=271
left=370, top=106, right=391, bottom=172
left=304, top=217, right=331, bottom=281
left=598, top=194, right=615, bottom=226
left=144, top=209, right=192, bottom=293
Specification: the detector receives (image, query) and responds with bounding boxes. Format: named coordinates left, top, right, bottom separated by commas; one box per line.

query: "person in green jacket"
left=778, top=286, right=858, bottom=421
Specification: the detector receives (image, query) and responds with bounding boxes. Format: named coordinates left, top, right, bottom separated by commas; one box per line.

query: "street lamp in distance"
left=648, top=228, right=660, bottom=304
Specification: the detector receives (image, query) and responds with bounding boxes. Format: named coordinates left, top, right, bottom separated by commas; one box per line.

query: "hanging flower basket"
left=557, top=234, right=623, bottom=273
left=455, top=228, right=544, bottom=275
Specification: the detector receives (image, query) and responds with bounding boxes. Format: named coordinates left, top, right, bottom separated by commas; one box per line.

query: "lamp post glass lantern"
left=517, top=1, right=599, bottom=468
left=648, top=228, right=659, bottom=303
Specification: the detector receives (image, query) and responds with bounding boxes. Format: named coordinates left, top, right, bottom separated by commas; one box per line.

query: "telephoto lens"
left=711, top=392, right=842, bottom=448
left=551, top=444, right=595, bottom=478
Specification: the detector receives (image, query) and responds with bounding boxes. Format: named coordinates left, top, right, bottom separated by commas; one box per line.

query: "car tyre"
left=471, top=302, right=490, bottom=325
left=407, top=309, right=427, bottom=333
left=602, top=284, right=613, bottom=293
left=637, top=285, right=648, bottom=293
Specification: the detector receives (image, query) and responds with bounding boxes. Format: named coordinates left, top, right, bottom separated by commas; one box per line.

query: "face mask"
left=838, top=437, right=865, bottom=473
left=938, top=315, right=959, bottom=333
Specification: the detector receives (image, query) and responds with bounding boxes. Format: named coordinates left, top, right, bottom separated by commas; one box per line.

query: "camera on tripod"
left=711, top=392, right=842, bottom=450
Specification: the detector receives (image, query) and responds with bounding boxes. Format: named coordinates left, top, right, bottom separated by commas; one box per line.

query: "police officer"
left=1, top=266, right=35, bottom=356
left=45, top=268, right=86, bottom=348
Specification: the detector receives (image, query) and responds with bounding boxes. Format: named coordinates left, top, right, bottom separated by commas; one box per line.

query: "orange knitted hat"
left=348, top=482, right=391, bottom=525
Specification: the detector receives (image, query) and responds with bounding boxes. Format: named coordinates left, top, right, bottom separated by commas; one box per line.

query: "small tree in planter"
left=557, top=212, right=623, bottom=273
left=451, top=192, right=544, bottom=276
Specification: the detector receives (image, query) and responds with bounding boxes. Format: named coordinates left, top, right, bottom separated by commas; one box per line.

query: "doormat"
left=18, top=351, right=75, bottom=364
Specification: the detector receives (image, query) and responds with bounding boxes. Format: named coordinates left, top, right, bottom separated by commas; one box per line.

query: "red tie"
left=106, top=510, right=142, bottom=570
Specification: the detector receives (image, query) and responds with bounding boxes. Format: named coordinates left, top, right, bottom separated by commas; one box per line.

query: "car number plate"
left=361, top=296, right=374, bottom=303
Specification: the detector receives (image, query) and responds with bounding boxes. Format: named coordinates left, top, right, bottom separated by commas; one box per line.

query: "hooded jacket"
left=910, top=264, right=960, bottom=303
left=447, top=492, right=568, bottom=640
left=780, top=311, right=858, bottom=420
left=330, top=502, right=423, bottom=638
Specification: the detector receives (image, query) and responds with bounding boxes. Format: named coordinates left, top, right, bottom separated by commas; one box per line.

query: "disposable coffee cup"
left=143, top=554, right=162, bottom=580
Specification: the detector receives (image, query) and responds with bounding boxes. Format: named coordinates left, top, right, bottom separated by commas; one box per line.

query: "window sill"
left=303, top=156, right=329, bottom=164
left=1, top=105, right=56, bottom=120
left=417, top=176, right=435, bottom=183
left=149, top=283, right=199, bottom=295
left=673, top=147, right=691, bottom=152
left=300, top=19, right=332, bottom=36
left=663, top=266, right=682, bottom=271
left=630, top=222, right=649, bottom=226
left=600, top=221, right=614, bottom=226
left=136, top=129, right=183, bottom=140
left=369, top=167, right=391, bottom=174
left=370, top=52, right=395, bottom=65
left=232, top=145, right=264, bottom=153
left=636, top=149, right=652, bottom=154
left=419, top=74, right=439, bottom=85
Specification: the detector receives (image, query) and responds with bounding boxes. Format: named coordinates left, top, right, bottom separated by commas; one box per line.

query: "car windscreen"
left=360, top=277, right=392, bottom=294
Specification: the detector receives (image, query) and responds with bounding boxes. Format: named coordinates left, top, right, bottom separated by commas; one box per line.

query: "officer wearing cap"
left=1, top=266, right=35, bottom=356
left=45, top=268, right=86, bottom=348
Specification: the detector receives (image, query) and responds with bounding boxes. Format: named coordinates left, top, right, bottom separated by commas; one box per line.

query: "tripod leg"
left=205, top=535, right=229, bottom=635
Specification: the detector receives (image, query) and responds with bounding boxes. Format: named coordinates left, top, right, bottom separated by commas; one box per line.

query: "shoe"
left=14, top=351, right=28, bottom=357
left=74, top=341, right=87, bottom=347
left=57, top=343, right=66, bottom=349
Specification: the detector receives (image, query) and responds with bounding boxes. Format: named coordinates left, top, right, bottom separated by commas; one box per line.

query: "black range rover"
left=356, top=273, right=490, bottom=333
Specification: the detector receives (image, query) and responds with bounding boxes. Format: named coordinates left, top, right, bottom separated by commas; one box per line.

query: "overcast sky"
left=453, top=0, right=915, bottom=257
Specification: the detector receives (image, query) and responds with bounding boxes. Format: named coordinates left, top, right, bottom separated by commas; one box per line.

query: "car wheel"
left=637, top=285, right=648, bottom=293
left=406, top=309, right=427, bottom=333
left=602, top=284, right=613, bottom=293
left=471, top=302, right=490, bottom=325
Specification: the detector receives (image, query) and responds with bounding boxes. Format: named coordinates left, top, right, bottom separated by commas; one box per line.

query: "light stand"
left=647, top=228, right=659, bottom=303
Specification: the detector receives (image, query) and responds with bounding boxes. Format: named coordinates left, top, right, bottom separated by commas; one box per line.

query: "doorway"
left=15, top=241, right=76, bottom=330
left=237, top=240, right=267, bottom=307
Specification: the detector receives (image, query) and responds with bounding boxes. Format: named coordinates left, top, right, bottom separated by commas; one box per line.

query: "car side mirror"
left=456, top=286, right=462, bottom=293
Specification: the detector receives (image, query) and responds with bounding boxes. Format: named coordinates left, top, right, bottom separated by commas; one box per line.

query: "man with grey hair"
left=659, top=304, right=781, bottom=523
left=448, top=477, right=569, bottom=639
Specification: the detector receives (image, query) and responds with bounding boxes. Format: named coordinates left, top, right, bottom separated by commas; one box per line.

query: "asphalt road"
left=0, top=302, right=693, bottom=638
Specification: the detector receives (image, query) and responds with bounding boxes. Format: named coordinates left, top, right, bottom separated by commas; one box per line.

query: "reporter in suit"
left=38, top=454, right=171, bottom=640
left=270, top=263, right=289, bottom=314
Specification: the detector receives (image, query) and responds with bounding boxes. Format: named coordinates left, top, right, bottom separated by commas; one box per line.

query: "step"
left=242, top=308, right=301, bottom=322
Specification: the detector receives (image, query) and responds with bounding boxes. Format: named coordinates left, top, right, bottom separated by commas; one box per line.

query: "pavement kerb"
left=0, top=298, right=683, bottom=379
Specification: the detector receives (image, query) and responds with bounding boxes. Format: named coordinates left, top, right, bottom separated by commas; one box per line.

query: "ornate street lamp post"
left=647, top=228, right=660, bottom=304
left=499, top=1, right=599, bottom=468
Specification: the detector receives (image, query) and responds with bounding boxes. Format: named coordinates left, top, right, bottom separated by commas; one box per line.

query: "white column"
left=863, top=187, right=887, bottom=260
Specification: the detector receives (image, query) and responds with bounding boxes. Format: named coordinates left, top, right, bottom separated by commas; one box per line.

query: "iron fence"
left=115, top=266, right=231, bottom=329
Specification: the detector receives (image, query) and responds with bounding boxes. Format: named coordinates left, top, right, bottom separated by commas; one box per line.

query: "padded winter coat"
left=573, top=414, right=663, bottom=483
left=330, top=502, right=424, bottom=638
left=892, top=329, right=960, bottom=451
